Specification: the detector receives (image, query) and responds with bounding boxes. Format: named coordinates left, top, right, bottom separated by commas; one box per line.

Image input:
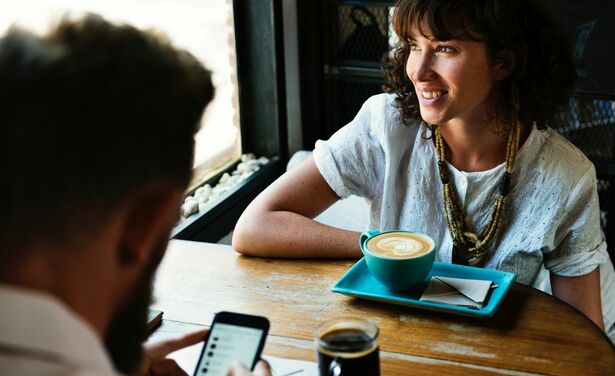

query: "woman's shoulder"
left=531, top=127, right=596, bottom=181
left=339, top=93, right=422, bottom=162
left=359, top=93, right=397, bottom=121
left=363, top=92, right=396, bottom=108
left=360, top=93, right=421, bottom=133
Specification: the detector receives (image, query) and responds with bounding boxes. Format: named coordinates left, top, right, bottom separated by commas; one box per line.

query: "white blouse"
left=313, top=93, right=615, bottom=341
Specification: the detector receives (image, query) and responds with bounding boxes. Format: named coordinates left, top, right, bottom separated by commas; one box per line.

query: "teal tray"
left=332, top=259, right=516, bottom=318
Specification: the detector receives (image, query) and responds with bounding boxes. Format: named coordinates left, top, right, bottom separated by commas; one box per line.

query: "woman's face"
left=405, top=25, right=501, bottom=126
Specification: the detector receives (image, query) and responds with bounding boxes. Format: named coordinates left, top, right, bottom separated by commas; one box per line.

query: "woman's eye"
left=408, top=43, right=420, bottom=52
left=435, top=45, right=455, bottom=53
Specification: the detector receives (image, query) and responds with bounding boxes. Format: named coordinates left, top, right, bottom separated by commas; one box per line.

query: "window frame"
left=173, top=0, right=288, bottom=242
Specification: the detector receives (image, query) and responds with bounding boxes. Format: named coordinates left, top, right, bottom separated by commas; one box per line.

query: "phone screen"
left=193, top=322, right=265, bottom=376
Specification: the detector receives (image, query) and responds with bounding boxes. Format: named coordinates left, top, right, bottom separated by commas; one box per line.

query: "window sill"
left=172, top=156, right=282, bottom=242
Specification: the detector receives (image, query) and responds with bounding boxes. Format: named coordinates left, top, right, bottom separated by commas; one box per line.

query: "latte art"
left=366, top=232, right=432, bottom=259
left=375, top=236, right=424, bottom=256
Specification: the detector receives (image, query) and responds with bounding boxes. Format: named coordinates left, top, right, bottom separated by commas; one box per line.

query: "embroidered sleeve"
left=313, top=94, right=387, bottom=199
left=544, top=165, right=609, bottom=276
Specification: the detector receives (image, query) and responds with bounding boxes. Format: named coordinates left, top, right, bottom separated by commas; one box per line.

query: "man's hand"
left=144, top=329, right=208, bottom=376
left=143, top=329, right=272, bottom=376
left=226, top=360, right=272, bottom=376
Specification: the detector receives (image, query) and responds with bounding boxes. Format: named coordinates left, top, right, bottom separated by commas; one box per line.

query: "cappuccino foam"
left=366, top=232, right=432, bottom=258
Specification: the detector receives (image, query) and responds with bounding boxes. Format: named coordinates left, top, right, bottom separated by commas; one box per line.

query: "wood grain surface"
left=152, top=240, right=615, bottom=375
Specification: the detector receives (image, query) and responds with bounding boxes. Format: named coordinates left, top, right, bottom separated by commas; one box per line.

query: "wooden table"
left=151, top=240, right=615, bottom=375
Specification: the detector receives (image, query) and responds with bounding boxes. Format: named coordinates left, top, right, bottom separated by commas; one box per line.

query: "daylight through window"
left=0, top=0, right=242, bottom=190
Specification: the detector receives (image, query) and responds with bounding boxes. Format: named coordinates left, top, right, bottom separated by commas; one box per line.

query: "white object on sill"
left=180, top=154, right=269, bottom=219
left=181, top=200, right=199, bottom=218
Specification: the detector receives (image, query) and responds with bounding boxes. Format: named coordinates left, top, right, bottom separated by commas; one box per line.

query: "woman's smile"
left=417, top=88, right=448, bottom=105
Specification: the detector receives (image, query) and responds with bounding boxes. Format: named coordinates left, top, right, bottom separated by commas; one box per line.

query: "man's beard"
left=104, top=238, right=167, bottom=374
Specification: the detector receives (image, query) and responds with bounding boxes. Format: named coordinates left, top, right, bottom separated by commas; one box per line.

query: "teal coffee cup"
left=360, top=230, right=436, bottom=291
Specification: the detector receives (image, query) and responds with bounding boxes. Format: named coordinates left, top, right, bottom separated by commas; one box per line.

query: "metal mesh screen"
left=325, top=76, right=384, bottom=135
left=333, top=4, right=391, bottom=65
left=551, top=95, right=615, bottom=160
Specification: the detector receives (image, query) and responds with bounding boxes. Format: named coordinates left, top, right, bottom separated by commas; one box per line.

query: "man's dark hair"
left=384, top=0, right=577, bottom=129
left=0, top=14, right=214, bottom=254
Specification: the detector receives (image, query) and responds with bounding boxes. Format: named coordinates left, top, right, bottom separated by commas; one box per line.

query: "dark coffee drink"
left=366, top=232, right=433, bottom=259
left=318, top=329, right=379, bottom=376
left=316, top=319, right=379, bottom=376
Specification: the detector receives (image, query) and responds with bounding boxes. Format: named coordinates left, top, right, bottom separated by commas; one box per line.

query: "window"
left=0, top=0, right=242, bottom=190
left=2, top=0, right=287, bottom=242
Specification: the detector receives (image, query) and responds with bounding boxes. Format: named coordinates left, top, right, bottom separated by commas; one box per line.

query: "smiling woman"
left=232, top=0, right=615, bottom=345
left=0, top=0, right=241, bottom=189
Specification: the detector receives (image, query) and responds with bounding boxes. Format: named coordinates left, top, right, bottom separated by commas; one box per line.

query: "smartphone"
left=193, top=311, right=270, bottom=376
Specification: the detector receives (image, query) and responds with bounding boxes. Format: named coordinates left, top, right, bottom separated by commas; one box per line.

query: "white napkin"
left=419, top=276, right=496, bottom=309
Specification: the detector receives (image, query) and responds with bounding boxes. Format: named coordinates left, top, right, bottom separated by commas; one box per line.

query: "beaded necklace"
left=435, top=124, right=520, bottom=265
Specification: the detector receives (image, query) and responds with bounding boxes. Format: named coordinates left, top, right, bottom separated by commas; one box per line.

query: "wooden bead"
left=437, top=123, right=520, bottom=264
left=499, top=172, right=511, bottom=196
left=438, top=161, right=449, bottom=184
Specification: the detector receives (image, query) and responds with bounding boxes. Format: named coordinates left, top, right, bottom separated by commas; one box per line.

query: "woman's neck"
left=437, top=120, right=530, bottom=172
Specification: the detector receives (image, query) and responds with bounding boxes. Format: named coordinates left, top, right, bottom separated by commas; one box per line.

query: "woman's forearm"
left=233, top=156, right=362, bottom=258
left=551, top=268, right=604, bottom=331
left=233, top=208, right=361, bottom=258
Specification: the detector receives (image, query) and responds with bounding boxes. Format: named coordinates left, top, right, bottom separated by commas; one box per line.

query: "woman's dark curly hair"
left=383, top=0, right=577, bottom=128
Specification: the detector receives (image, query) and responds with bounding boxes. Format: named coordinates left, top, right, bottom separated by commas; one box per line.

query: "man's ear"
left=117, top=184, right=183, bottom=268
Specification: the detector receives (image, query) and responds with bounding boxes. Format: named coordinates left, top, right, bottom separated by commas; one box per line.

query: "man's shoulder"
left=0, top=357, right=118, bottom=376
left=0, top=285, right=118, bottom=376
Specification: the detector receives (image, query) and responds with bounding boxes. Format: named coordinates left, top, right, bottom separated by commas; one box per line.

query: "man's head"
left=0, top=14, right=214, bottom=373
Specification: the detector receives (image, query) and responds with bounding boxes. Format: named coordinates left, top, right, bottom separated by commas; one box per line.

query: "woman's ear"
left=494, top=51, right=515, bottom=80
